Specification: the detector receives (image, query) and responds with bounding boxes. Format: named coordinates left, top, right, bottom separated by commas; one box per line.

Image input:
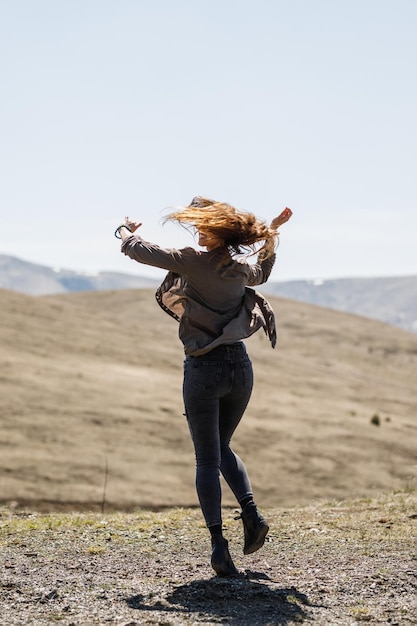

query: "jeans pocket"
left=239, top=359, right=254, bottom=389
left=185, top=360, right=224, bottom=396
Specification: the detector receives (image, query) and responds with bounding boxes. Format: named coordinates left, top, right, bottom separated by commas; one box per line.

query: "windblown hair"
left=165, top=196, right=278, bottom=260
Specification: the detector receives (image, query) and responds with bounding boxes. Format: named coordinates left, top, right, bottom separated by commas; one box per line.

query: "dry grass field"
left=1, top=287, right=416, bottom=511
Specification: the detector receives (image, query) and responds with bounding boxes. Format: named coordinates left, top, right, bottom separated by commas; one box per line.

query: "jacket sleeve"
left=121, top=235, right=193, bottom=273
left=246, top=252, right=276, bottom=286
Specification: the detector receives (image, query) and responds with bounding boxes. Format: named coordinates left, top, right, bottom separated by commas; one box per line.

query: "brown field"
left=1, top=287, right=416, bottom=511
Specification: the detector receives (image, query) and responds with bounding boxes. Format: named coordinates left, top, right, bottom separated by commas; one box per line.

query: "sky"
left=1, top=0, right=416, bottom=282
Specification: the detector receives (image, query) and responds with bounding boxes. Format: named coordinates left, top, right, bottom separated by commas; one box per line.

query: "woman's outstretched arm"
left=115, top=217, right=193, bottom=273
left=247, top=207, right=293, bottom=286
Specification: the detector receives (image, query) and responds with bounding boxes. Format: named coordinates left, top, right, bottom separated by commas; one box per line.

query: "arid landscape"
left=1, top=287, right=416, bottom=511
left=2, top=2, right=416, bottom=622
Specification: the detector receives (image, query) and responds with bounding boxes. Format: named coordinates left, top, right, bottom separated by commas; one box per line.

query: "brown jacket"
left=121, top=235, right=277, bottom=356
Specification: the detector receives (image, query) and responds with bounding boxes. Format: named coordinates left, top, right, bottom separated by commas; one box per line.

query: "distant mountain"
left=0, top=253, right=158, bottom=295
left=261, top=276, right=417, bottom=334
left=1, top=253, right=416, bottom=333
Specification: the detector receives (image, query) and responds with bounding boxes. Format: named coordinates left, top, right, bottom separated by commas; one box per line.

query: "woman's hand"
left=270, top=207, right=293, bottom=230
left=124, top=216, right=142, bottom=233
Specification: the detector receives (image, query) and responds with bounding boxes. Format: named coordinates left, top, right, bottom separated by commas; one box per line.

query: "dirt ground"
left=1, top=492, right=416, bottom=625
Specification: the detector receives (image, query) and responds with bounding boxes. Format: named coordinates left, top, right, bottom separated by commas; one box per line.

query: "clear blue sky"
left=1, top=0, right=416, bottom=281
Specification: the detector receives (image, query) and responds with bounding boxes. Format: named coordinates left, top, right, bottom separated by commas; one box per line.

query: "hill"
left=263, top=275, right=417, bottom=333
left=1, top=253, right=416, bottom=332
left=0, top=253, right=158, bottom=294
left=0, top=287, right=416, bottom=511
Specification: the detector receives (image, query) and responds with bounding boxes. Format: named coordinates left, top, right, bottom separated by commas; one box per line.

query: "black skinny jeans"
left=183, top=342, right=254, bottom=528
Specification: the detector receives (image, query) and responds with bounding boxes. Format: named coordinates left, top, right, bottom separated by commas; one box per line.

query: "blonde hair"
left=165, top=196, right=277, bottom=260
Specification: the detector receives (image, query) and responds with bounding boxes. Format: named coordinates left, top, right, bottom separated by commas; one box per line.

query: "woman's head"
left=165, top=196, right=278, bottom=259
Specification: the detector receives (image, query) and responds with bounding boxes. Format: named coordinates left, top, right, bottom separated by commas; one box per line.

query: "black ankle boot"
left=210, top=534, right=239, bottom=577
left=235, top=502, right=269, bottom=555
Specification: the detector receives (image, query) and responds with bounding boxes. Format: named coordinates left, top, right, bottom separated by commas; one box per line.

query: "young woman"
left=115, top=197, right=292, bottom=576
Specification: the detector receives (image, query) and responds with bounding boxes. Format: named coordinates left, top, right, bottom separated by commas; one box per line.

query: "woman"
left=115, top=197, right=292, bottom=576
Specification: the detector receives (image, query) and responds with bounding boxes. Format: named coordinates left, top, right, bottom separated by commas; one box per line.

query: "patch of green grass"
left=0, top=511, right=99, bottom=535
left=1, top=492, right=415, bottom=551
left=0, top=507, right=205, bottom=548
left=86, top=545, right=106, bottom=554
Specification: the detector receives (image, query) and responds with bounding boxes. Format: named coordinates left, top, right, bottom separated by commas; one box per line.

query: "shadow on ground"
left=126, top=571, right=311, bottom=625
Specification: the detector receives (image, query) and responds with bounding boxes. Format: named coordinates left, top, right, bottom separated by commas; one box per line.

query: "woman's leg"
left=219, top=355, right=254, bottom=503
left=217, top=352, right=270, bottom=555
left=183, top=357, right=224, bottom=528
left=183, top=355, right=240, bottom=575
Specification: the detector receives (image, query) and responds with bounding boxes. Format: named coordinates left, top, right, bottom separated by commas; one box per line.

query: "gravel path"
left=1, top=494, right=416, bottom=625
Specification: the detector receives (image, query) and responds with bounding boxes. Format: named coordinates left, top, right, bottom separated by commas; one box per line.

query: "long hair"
left=165, top=196, right=278, bottom=260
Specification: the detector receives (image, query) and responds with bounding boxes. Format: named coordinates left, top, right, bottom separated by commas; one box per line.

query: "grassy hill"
left=1, top=287, right=416, bottom=511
